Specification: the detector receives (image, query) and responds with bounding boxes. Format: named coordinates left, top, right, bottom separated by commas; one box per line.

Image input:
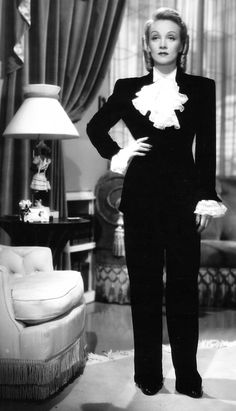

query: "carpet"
left=1, top=340, right=236, bottom=411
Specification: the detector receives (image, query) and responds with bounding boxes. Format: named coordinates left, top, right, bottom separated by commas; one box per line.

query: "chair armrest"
left=0, top=265, right=24, bottom=358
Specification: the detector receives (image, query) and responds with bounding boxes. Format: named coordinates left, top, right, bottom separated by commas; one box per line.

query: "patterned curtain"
left=109, top=0, right=236, bottom=177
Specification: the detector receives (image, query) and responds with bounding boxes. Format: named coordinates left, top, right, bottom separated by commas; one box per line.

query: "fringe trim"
left=0, top=332, right=87, bottom=401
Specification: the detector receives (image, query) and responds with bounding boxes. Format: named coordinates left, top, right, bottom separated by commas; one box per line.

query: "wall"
left=62, top=76, right=109, bottom=193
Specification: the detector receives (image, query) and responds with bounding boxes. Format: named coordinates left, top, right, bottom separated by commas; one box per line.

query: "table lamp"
left=3, top=84, right=79, bottom=217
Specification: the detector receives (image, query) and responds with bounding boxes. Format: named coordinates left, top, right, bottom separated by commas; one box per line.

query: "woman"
left=87, top=8, right=226, bottom=398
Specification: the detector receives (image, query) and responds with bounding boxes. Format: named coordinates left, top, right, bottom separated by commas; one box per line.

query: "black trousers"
left=124, top=204, right=201, bottom=385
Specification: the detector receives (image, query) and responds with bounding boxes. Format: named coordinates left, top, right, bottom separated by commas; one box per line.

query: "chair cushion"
left=11, top=270, right=84, bottom=324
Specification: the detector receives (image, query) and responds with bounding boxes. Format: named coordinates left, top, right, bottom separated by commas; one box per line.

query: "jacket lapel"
left=176, top=69, right=192, bottom=94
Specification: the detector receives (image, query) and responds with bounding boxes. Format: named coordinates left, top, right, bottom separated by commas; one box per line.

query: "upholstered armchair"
left=0, top=245, right=87, bottom=400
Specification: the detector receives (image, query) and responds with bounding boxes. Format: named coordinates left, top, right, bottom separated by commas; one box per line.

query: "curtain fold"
left=0, top=0, right=31, bottom=221
left=29, top=0, right=126, bottom=121
left=68, top=0, right=126, bottom=119
left=0, top=0, right=126, bottom=235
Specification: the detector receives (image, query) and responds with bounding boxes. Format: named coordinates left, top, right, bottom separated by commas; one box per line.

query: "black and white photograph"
left=0, top=1, right=236, bottom=410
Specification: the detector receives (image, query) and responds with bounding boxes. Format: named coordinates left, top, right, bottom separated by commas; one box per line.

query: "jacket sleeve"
left=195, top=78, right=221, bottom=202
left=86, top=80, right=125, bottom=160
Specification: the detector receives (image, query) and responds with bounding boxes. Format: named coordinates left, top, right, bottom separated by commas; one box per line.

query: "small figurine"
left=30, top=140, right=51, bottom=192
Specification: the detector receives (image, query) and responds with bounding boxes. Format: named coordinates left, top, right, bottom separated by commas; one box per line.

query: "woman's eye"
left=151, top=36, right=159, bottom=40
left=168, top=36, right=176, bottom=41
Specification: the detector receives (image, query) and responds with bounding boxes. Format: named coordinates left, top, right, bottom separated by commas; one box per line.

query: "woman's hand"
left=110, top=137, right=152, bottom=175
left=122, top=137, right=152, bottom=163
left=195, top=214, right=212, bottom=233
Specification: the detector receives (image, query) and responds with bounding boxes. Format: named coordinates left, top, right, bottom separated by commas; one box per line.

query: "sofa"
left=0, top=245, right=87, bottom=400
left=94, top=172, right=236, bottom=307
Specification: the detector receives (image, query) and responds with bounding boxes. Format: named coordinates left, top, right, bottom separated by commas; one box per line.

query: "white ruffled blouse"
left=132, top=67, right=188, bottom=130
left=111, top=68, right=227, bottom=218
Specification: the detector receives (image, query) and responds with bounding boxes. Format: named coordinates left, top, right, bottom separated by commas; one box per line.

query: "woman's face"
left=147, top=19, right=182, bottom=73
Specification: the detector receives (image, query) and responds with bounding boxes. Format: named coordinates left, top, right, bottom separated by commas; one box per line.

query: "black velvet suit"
left=87, top=68, right=219, bottom=385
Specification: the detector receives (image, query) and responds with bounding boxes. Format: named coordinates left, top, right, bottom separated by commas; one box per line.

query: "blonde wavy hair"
left=143, top=7, right=189, bottom=72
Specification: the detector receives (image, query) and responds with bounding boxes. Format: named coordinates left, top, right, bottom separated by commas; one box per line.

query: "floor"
left=85, top=302, right=236, bottom=355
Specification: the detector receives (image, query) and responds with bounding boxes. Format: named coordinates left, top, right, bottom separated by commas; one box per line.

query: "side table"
left=0, top=215, right=92, bottom=268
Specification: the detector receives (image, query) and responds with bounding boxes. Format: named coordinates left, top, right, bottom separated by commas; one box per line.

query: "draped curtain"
left=0, top=0, right=126, bottom=236
left=109, top=0, right=236, bottom=176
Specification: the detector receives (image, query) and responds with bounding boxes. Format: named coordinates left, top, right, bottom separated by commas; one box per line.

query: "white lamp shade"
left=3, top=84, right=79, bottom=139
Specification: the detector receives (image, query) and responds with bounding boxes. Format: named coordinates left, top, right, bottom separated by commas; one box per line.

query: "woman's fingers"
left=134, top=144, right=151, bottom=153
left=125, top=137, right=152, bottom=160
left=133, top=137, right=152, bottom=154
left=196, top=214, right=212, bottom=233
left=195, top=214, right=201, bottom=226
left=137, top=137, right=150, bottom=143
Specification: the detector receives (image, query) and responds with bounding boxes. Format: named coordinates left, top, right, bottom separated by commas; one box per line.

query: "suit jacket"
left=87, top=69, right=220, bottom=214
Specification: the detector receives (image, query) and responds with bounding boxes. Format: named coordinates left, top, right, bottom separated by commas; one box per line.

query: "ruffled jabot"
left=132, top=68, right=188, bottom=130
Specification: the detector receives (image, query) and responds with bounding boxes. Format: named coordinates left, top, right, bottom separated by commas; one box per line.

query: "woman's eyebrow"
left=150, top=30, right=178, bottom=35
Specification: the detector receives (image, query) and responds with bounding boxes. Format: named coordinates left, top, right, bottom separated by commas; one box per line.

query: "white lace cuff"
left=194, top=200, right=227, bottom=218
left=110, top=149, right=129, bottom=175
